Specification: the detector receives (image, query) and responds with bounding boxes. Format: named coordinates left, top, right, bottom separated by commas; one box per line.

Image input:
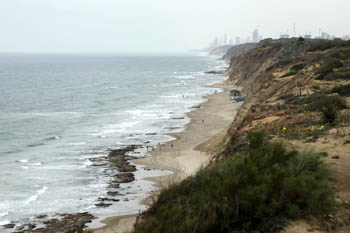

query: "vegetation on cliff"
left=133, top=133, right=334, bottom=233
left=133, top=38, right=350, bottom=233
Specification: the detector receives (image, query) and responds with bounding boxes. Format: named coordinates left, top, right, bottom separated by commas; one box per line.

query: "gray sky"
left=1, top=0, right=349, bottom=53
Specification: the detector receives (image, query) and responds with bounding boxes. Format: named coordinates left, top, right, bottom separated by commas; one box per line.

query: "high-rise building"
left=224, top=33, right=228, bottom=45
left=235, top=37, right=241, bottom=45
left=252, top=29, right=259, bottom=42
left=229, top=38, right=234, bottom=45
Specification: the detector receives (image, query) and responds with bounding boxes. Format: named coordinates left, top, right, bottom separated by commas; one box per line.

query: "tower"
left=252, top=29, right=259, bottom=43
left=224, top=33, right=228, bottom=45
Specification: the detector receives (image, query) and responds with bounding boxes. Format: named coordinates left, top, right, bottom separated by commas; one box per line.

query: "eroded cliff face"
left=203, top=38, right=350, bottom=232
left=224, top=39, right=349, bottom=137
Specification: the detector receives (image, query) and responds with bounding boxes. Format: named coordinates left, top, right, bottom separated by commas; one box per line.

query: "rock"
left=98, top=197, right=120, bottom=202
left=205, top=70, right=225, bottom=75
left=116, top=172, right=135, bottom=183
left=107, top=191, right=119, bottom=196
left=95, top=202, right=112, bottom=208
left=14, top=212, right=94, bottom=233
left=3, top=223, right=15, bottom=228
left=146, top=133, right=157, bottom=135
left=108, top=146, right=137, bottom=172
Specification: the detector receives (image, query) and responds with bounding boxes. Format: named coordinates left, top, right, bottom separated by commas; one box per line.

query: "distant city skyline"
left=209, top=26, right=350, bottom=49
left=1, top=0, right=350, bottom=53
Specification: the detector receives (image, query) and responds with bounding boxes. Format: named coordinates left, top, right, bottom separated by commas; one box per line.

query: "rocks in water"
left=116, top=172, right=135, bottom=183
left=108, top=146, right=137, bottom=172
left=3, top=223, right=16, bottom=229
left=107, top=191, right=119, bottom=196
left=98, top=197, right=120, bottom=202
left=205, top=70, right=225, bottom=75
left=95, top=202, right=113, bottom=208
left=146, top=132, right=157, bottom=135
left=14, top=213, right=94, bottom=233
left=172, top=117, right=185, bottom=120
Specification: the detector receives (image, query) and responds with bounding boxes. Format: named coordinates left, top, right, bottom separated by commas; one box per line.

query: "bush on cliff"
left=133, top=133, right=334, bottom=233
left=316, top=58, right=343, bottom=79
left=306, top=95, right=346, bottom=124
left=321, top=70, right=350, bottom=81
left=330, top=84, right=350, bottom=97
left=308, top=40, right=343, bottom=52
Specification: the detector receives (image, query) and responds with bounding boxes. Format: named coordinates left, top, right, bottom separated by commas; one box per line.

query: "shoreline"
left=91, top=80, right=241, bottom=233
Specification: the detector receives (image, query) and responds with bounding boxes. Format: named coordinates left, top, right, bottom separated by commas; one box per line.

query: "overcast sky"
left=0, top=0, right=349, bottom=53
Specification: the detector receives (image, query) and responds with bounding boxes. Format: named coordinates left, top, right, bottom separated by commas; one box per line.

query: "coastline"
left=91, top=80, right=241, bottom=233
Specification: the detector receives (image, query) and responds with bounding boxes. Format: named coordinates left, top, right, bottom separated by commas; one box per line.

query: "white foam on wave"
left=0, top=211, right=8, bottom=218
left=21, top=166, right=29, bottom=169
left=69, top=142, right=87, bottom=146
left=17, top=159, right=28, bottom=163
left=23, top=186, right=48, bottom=207
left=25, top=111, right=84, bottom=118
left=174, top=75, right=195, bottom=80
left=0, top=220, right=10, bottom=226
left=28, top=162, right=42, bottom=166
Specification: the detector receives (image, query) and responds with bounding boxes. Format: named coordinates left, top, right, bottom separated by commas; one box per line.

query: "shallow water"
left=0, top=53, right=227, bottom=228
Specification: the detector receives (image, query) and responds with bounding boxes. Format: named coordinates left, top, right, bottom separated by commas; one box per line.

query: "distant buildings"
left=280, top=34, right=290, bottom=39
left=252, top=29, right=259, bottom=43
left=224, top=33, right=228, bottom=45
left=235, top=37, right=241, bottom=45
left=209, top=26, right=349, bottom=50
left=229, top=38, right=234, bottom=45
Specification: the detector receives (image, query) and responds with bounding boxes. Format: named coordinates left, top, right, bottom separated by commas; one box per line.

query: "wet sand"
left=91, top=81, right=241, bottom=233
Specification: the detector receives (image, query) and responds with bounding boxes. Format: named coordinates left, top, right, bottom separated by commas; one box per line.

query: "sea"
left=0, top=53, right=227, bottom=230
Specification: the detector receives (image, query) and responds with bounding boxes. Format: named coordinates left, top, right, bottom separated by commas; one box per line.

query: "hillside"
left=208, top=45, right=234, bottom=57
left=132, top=38, right=350, bottom=233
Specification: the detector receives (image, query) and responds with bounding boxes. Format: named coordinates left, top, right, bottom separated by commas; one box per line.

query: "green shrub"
left=306, top=95, right=346, bottom=123
left=308, top=40, right=342, bottom=52
left=329, top=84, right=350, bottom=97
left=316, top=58, right=343, bottom=79
left=134, top=133, right=334, bottom=233
left=330, top=48, right=350, bottom=60
left=321, top=71, right=350, bottom=81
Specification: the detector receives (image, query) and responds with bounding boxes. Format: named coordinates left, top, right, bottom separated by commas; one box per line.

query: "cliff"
left=219, top=38, right=350, bottom=232
left=133, top=38, right=350, bottom=233
left=208, top=45, right=233, bottom=57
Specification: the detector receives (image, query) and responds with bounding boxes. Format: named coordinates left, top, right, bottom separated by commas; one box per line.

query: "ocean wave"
left=22, top=111, right=85, bottom=119
left=16, top=159, right=28, bottom=163
left=174, top=75, right=195, bottom=80
left=0, top=220, right=11, bottom=227
left=0, top=211, right=8, bottom=218
left=27, top=142, right=45, bottom=148
left=23, top=186, right=48, bottom=207
left=69, top=142, right=87, bottom=146
left=28, top=162, right=42, bottom=166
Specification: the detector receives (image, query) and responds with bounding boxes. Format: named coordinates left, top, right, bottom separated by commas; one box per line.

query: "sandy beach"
left=91, top=81, right=241, bottom=233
